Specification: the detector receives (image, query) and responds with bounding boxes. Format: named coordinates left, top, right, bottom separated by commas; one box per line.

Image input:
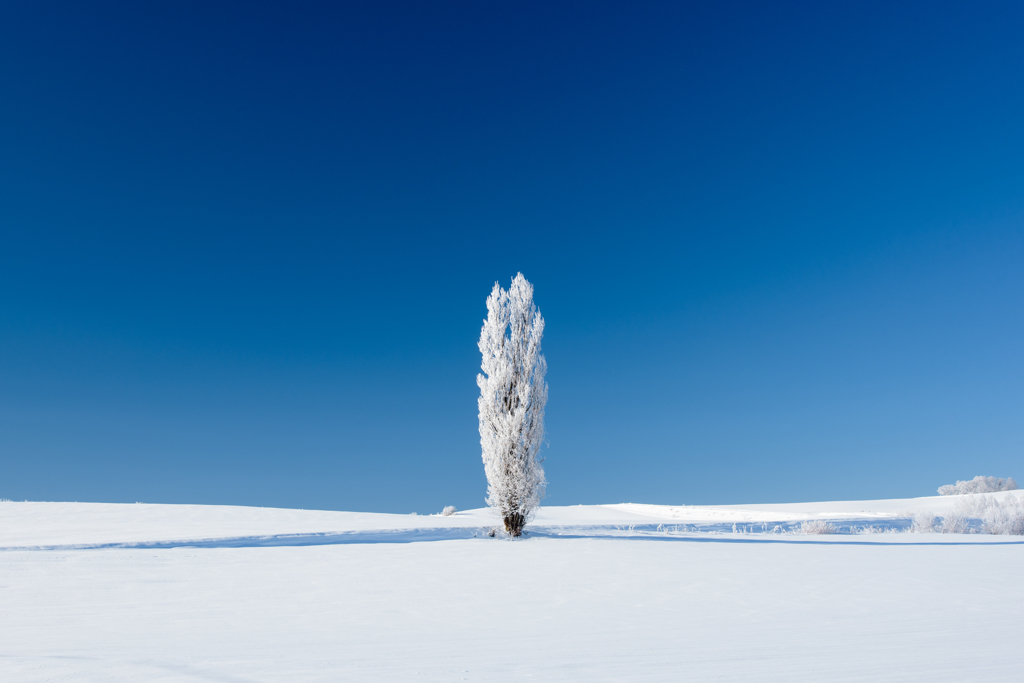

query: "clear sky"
left=2, top=1, right=1022, bottom=512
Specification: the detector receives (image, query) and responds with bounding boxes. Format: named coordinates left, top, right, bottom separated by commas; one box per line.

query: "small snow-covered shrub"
left=978, top=497, right=1024, bottom=535
left=938, top=476, right=1017, bottom=496
left=982, top=505, right=1024, bottom=535
left=859, top=525, right=907, bottom=534
left=932, top=495, right=1024, bottom=535
left=911, top=512, right=938, bottom=533
left=441, top=506, right=457, bottom=516
left=799, top=520, right=838, bottom=535
left=940, top=512, right=970, bottom=534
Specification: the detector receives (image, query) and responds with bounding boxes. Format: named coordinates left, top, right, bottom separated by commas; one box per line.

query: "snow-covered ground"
left=2, top=494, right=1022, bottom=681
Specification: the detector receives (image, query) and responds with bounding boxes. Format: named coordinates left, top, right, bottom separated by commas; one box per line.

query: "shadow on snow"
left=3, top=521, right=1023, bottom=551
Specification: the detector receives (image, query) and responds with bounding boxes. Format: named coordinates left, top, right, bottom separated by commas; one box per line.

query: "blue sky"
left=2, top=1, right=1022, bottom=512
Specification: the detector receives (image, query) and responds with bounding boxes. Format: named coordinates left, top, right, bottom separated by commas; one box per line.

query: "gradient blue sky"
left=2, top=1, right=1022, bottom=512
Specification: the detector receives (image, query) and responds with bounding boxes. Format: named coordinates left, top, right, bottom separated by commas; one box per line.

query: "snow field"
left=3, top=537, right=1023, bottom=682
left=1, top=498, right=1023, bottom=681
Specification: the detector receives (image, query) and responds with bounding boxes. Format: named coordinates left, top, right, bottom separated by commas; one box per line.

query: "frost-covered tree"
left=477, top=273, right=547, bottom=537
left=937, top=475, right=1018, bottom=496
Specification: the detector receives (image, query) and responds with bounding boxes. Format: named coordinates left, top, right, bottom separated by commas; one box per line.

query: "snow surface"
left=2, top=495, right=1023, bottom=681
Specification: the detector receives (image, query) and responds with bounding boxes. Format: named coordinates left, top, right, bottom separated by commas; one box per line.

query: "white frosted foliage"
left=937, top=475, right=1017, bottom=496
left=477, top=273, right=548, bottom=536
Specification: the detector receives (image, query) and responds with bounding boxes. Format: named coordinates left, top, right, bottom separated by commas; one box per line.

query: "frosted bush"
left=974, top=499, right=1024, bottom=536
left=799, top=520, right=838, bottom=535
left=938, top=476, right=1017, bottom=496
left=441, top=506, right=457, bottom=517
left=932, top=495, right=1024, bottom=535
left=974, top=496, right=1024, bottom=535
left=860, top=525, right=907, bottom=534
left=911, top=512, right=937, bottom=533
left=940, top=512, right=970, bottom=534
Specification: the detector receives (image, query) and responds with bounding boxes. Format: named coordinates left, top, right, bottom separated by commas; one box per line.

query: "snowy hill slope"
left=2, top=496, right=1023, bottom=682
left=3, top=492, right=1022, bottom=549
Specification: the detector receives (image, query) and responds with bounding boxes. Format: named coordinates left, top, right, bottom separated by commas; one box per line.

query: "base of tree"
left=503, top=513, right=526, bottom=537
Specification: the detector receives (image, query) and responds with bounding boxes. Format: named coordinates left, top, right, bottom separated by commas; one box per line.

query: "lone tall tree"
left=477, top=273, right=548, bottom=537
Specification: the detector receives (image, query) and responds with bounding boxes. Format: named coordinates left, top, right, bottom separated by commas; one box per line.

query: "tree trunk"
left=503, top=512, right=526, bottom=537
